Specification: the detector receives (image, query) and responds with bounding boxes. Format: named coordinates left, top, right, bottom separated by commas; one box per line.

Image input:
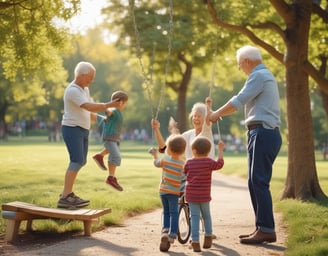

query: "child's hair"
left=167, top=135, right=186, bottom=155
left=111, top=90, right=128, bottom=102
left=191, top=136, right=211, bottom=156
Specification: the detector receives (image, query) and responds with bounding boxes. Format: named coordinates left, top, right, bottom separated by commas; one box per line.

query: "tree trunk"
left=175, top=53, right=192, bottom=132
left=0, top=102, right=9, bottom=139
left=281, top=1, right=326, bottom=200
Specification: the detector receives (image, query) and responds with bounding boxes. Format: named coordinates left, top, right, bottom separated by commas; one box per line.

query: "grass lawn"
left=0, top=136, right=328, bottom=256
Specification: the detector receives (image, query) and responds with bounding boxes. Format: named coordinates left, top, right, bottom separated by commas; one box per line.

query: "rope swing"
left=209, top=31, right=222, bottom=142
left=129, top=0, right=174, bottom=120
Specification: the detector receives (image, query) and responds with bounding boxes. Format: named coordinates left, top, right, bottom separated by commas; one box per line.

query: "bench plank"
left=2, top=201, right=111, bottom=220
left=1, top=201, right=112, bottom=242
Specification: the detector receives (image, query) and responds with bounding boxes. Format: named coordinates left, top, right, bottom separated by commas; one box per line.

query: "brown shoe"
left=93, top=154, right=107, bottom=170
left=191, top=241, right=201, bottom=252
left=106, top=176, right=123, bottom=191
left=203, top=235, right=212, bottom=249
left=239, top=229, right=258, bottom=239
left=240, top=230, right=276, bottom=244
left=160, top=234, right=170, bottom=252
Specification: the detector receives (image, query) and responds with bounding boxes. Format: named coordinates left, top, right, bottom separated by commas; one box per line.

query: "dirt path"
left=1, top=174, right=287, bottom=256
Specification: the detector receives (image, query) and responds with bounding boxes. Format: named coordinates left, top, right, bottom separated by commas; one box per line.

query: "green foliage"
left=0, top=0, right=78, bottom=82
left=0, top=0, right=80, bottom=125
left=103, top=1, right=242, bottom=102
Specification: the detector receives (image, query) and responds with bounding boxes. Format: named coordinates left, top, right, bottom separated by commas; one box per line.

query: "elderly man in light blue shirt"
left=206, top=45, right=282, bottom=244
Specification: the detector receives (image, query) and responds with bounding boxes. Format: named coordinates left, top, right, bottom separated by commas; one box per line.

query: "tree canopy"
left=0, top=0, right=79, bottom=129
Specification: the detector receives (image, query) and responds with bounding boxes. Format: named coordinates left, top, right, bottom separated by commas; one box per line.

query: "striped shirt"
left=154, top=155, right=184, bottom=196
left=184, top=157, right=224, bottom=203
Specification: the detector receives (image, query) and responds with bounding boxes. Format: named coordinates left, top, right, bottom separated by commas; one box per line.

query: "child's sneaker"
left=93, top=154, right=107, bottom=170
left=159, top=234, right=170, bottom=252
left=191, top=241, right=201, bottom=252
left=106, top=176, right=123, bottom=191
left=203, top=235, right=213, bottom=248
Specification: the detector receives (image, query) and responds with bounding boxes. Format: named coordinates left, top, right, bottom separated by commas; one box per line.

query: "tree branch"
left=248, top=21, right=285, bottom=40
left=304, top=60, right=328, bottom=93
left=312, top=1, right=328, bottom=23
left=0, top=0, right=28, bottom=10
left=269, top=0, right=295, bottom=23
left=207, top=1, right=284, bottom=64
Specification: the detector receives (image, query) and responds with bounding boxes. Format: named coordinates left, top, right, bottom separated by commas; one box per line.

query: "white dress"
left=182, top=121, right=215, bottom=160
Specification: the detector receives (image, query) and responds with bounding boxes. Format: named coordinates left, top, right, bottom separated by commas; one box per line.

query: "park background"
left=1, top=1, right=328, bottom=256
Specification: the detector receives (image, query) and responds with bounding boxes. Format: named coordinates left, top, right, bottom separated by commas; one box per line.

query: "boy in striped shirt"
left=149, top=134, right=186, bottom=252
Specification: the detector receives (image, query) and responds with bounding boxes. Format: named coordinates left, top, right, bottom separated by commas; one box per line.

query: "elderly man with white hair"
left=206, top=45, right=282, bottom=244
left=58, top=61, right=120, bottom=209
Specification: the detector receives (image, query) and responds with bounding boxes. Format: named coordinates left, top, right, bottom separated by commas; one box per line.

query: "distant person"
left=207, top=45, right=282, bottom=244
left=184, top=137, right=224, bottom=252
left=58, top=61, right=120, bottom=209
left=92, top=90, right=128, bottom=191
left=323, top=144, right=328, bottom=160
left=149, top=133, right=186, bottom=252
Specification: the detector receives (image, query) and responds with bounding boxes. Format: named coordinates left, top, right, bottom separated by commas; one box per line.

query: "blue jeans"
left=62, top=125, right=89, bottom=171
left=160, top=193, right=179, bottom=238
left=247, top=126, right=282, bottom=233
left=189, top=202, right=212, bottom=242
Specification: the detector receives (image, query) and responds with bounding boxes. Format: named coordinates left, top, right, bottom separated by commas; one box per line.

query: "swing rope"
left=209, top=31, right=222, bottom=142
left=129, top=0, right=174, bottom=121
left=129, top=0, right=155, bottom=119
left=156, top=0, right=174, bottom=120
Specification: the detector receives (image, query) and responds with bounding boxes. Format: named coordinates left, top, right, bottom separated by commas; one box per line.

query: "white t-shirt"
left=182, top=122, right=215, bottom=160
left=61, top=83, right=91, bottom=130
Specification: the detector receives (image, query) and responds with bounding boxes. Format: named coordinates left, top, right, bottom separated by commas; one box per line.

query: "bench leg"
left=83, top=220, right=92, bottom=236
left=26, top=219, right=33, bottom=232
left=4, top=219, right=21, bottom=242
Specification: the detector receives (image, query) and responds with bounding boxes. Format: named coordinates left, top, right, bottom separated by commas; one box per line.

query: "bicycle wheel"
left=177, top=204, right=190, bottom=244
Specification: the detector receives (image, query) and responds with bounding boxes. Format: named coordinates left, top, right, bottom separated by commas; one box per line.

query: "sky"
left=62, top=0, right=108, bottom=34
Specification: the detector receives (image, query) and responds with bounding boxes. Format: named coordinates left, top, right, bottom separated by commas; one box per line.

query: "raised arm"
left=151, top=119, right=166, bottom=150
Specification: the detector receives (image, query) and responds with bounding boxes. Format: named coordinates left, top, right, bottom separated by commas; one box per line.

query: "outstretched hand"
left=205, top=97, right=212, bottom=108
left=151, top=119, right=160, bottom=129
left=168, top=117, right=180, bottom=134
left=218, top=140, right=225, bottom=151
left=205, top=97, right=214, bottom=123
left=148, top=147, right=158, bottom=159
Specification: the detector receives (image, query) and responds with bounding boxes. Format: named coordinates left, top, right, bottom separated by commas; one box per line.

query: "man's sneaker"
left=93, top=154, right=107, bottom=170
left=106, top=176, right=123, bottom=191
left=57, top=192, right=90, bottom=209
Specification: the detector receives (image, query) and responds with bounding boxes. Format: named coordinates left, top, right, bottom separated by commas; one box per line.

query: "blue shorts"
left=62, top=125, right=89, bottom=171
left=104, top=140, right=121, bottom=166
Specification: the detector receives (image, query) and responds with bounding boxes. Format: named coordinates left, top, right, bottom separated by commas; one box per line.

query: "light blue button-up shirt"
left=230, top=64, right=281, bottom=129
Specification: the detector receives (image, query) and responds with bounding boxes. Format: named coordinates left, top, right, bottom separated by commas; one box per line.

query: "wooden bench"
left=1, top=201, right=111, bottom=242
